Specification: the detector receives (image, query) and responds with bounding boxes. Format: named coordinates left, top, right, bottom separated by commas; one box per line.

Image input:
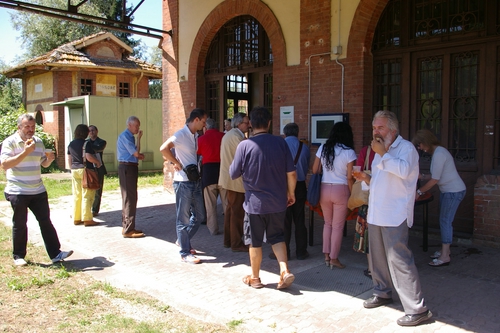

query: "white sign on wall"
left=35, top=84, right=43, bottom=93
left=96, top=83, right=116, bottom=96
left=280, top=106, right=294, bottom=135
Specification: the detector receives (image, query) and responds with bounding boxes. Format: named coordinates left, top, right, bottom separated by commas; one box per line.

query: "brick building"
left=3, top=31, right=162, bottom=169
left=160, top=0, right=500, bottom=246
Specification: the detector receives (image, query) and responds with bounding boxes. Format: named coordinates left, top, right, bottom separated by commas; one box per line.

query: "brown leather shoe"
left=242, top=275, right=264, bottom=289
left=277, top=270, right=295, bottom=289
left=123, top=231, right=145, bottom=238
left=74, top=220, right=83, bottom=225
left=83, top=220, right=99, bottom=227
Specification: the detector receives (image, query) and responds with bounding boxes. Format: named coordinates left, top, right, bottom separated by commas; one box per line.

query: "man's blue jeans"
left=173, top=181, right=206, bottom=257
left=439, top=190, right=466, bottom=244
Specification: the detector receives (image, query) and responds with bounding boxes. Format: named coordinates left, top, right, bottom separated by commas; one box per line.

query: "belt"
left=119, top=162, right=138, bottom=166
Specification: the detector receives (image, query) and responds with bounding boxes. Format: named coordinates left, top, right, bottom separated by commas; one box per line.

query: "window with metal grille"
left=264, top=73, right=273, bottom=114
left=205, top=16, right=272, bottom=74
left=373, top=58, right=402, bottom=119
left=119, top=82, right=130, bottom=97
left=207, top=80, right=220, bottom=122
left=80, top=79, right=92, bottom=95
left=374, top=0, right=491, bottom=50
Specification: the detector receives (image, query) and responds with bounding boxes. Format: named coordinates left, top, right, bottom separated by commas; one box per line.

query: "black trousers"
left=285, top=180, right=308, bottom=256
left=5, top=191, right=61, bottom=260
left=92, top=166, right=106, bottom=214
left=118, top=164, right=138, bottom=234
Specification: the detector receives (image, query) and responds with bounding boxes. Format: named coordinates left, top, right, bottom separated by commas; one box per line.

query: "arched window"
left=205, top=16, right=273, bottom=126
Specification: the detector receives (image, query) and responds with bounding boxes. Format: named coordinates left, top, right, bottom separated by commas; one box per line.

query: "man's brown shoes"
left=242, top=275, right=265, bottom=289
left=277, top=270, right=295, bottom=290
left=123, top=230, right=145, bottom=238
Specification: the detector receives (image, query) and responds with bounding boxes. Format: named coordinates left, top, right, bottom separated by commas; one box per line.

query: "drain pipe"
left=335, top=56, right=345, bottom=113
left=308, top=52, right=331, bottom=144
left=335, top=0, right=345, bottom=113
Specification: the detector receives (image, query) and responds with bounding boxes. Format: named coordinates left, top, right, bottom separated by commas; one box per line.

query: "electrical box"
left=333, top=45, right=342, bottom=55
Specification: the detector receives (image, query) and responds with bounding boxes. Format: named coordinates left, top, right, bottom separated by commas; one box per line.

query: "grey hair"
left=17, top=113, right=35, bottom=126
left=373, top=110, right=399, bottom=135
left=126, top=116, right=140, bottom=126
left=205, top=118, right=216, bottom=130
left=231, top=112, right=247, bottom=128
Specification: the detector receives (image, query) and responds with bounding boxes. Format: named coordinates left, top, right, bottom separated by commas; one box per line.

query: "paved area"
left=1, top=178, right=499, bottom=332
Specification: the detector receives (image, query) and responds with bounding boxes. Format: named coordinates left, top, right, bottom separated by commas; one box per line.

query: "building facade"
left=161, top=0, right=500, bottom=246
left=3, top=32, right=162, bottom=169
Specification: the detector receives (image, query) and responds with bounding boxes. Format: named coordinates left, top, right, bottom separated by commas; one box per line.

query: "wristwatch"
left=417, top=189, right=425, bottom=196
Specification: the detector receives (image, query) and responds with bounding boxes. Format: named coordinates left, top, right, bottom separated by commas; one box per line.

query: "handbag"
left=347, top=147, right=371, bottom=210
left=353, top=205, right=369, bottom=253
left=307, top=173, right=322, bottom=207
left=82, top=142, right=100, bottom=190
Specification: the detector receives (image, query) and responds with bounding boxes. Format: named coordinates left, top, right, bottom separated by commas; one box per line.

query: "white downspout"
left=308, top=52, right=331, bottom=144
left=335, top=0, right=344, bottom=113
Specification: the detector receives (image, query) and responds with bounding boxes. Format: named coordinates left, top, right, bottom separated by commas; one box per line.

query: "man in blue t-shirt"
left=229, top=106, right=297, bottom=290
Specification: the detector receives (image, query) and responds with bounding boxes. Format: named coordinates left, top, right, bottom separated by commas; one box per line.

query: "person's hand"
left=138, top=153, right=145, bottom=160
left=24, top=139, right=36, bottom=154
left=371, top=137, right=387, bottom=156
left=415, top=191, right=421, bottom=201
left=286, top=193, right=296, bottom=207
left=173, top=161, right=182, bottom=171
left=46, top=151, right=55, bottom=162
left=137, top=130, right=143, bottom=139
left=354, top=171, right=370, bottom=183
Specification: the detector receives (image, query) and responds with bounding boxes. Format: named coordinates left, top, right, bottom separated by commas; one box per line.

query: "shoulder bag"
left=307, top=159, right=322, bottom=207
left=82, top=141, right=100, bottom=190
left=347, top=146, right=371, bottom=210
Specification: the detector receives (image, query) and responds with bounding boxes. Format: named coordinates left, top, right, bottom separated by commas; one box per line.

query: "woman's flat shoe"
left=428, top=258, right=450, bottom=267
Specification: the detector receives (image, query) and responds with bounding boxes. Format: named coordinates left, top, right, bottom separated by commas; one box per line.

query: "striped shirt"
left=0, top=132, right=47, bottom=195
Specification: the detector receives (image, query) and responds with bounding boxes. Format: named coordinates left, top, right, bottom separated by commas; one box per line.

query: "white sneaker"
left=51, top=250, right=74, bottom=263
left=14, top=258, right=27, bottom=266
left=181, top=254, right=201, bottom=264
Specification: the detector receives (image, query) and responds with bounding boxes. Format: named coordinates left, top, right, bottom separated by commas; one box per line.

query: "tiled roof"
left=3, top=32, right=161, bottom=76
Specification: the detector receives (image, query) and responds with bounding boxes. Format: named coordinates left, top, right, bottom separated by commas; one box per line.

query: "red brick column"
left=474, top=175, right=500, bottom=248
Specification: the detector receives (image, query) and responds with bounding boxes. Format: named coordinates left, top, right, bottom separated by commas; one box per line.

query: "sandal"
left=325, top=259, right=330, bottom=267
left=330, top=259, right=346, bottom=269
left=242, top=275, right=264, bottom=289
left=428, top=258, right=450, bottom=267
left=430, top=251, right=441, bottom=259
left=277, top=270, right=295, bottom=290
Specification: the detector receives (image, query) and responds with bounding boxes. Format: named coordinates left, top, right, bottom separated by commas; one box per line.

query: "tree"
left=148, top=45, right=162, bottom=99
left=0, top=60, right=22, bottom=114
left=10, top=0, right=140, bottom=59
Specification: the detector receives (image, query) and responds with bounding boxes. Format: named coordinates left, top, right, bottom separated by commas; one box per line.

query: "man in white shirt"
left=354, top=111, right=432, bottom=327
left=160, top=108, right=207, bottom=264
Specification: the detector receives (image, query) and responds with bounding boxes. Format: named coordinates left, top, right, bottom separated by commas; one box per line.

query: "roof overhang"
left=51, top=96, right=86, bottom=107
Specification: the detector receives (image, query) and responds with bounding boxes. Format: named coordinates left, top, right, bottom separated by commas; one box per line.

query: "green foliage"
left=227, top=319, right=244, bottom=329
left=149, top=80, right=162, bottom=99
left=0, top=61, right=22, bottom=112
left=0, top=109, right=57, bottom=172
left=10, top=0, right=139, bottom=59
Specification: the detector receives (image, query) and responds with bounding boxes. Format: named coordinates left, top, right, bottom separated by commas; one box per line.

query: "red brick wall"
left=474, top=175, right=500, bottom=248
left=162, top=0, right=389, bottom=152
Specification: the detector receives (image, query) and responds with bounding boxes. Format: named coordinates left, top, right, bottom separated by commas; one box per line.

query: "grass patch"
left=0, top=223, right=238, bottom=332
